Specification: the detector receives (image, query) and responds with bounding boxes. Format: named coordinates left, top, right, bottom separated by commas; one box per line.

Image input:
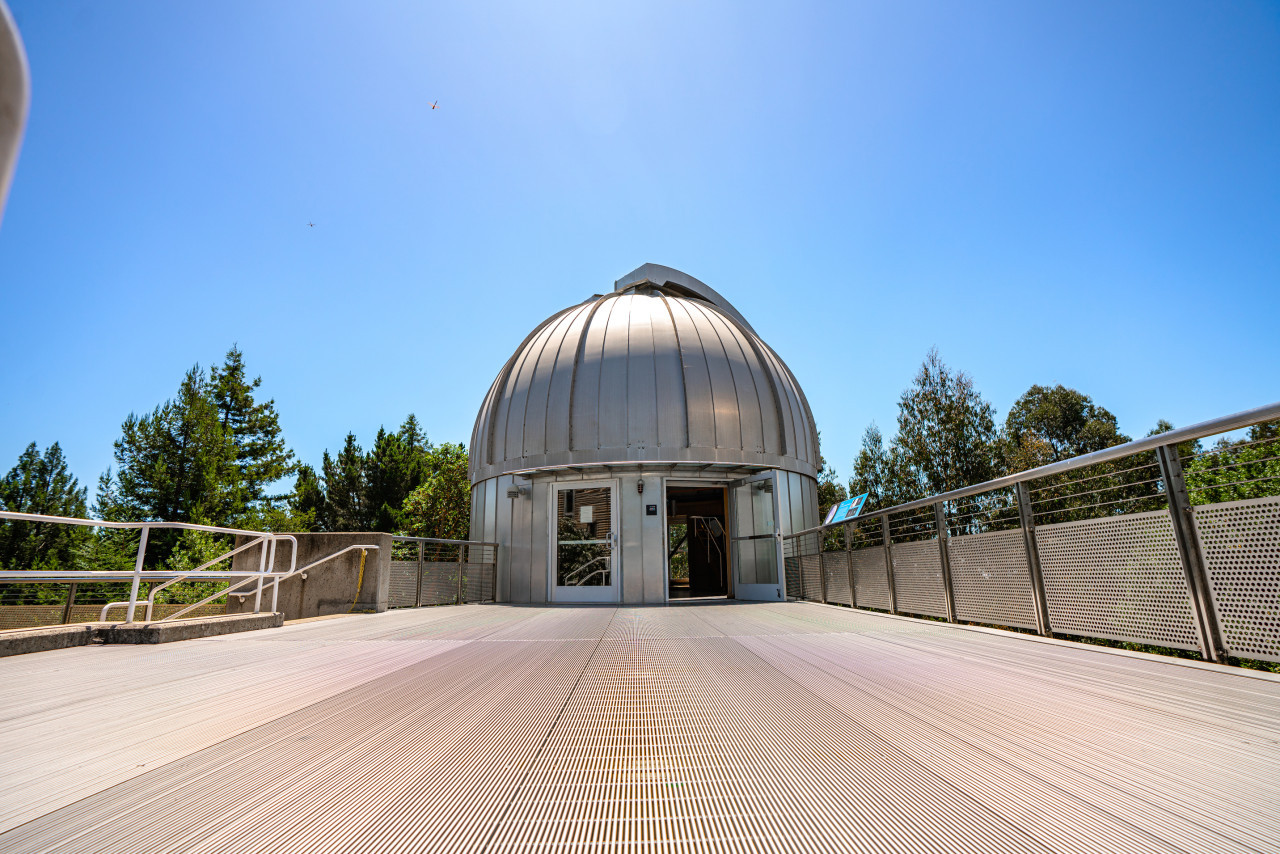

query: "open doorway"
left=666, top=485, right=729, bottom=600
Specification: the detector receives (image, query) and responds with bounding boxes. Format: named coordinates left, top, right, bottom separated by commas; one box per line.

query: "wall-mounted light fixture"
left=637, top=478, right=645, bottom=494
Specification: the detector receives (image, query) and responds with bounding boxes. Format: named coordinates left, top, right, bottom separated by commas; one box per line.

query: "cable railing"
left=784, top=401, right=1280, bottom=666
left=387, top=536, right=498, bottom=607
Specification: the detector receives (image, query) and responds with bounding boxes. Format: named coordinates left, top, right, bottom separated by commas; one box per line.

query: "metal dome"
left=470, top=265, right=820, bottom=482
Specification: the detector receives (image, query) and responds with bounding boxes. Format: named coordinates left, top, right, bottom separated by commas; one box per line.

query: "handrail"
left=0, top=510, right=281, bottom=537
left=145, top=534, right=299, bottom=620
left=563, top=555, right=610, bottom=586
left=790, top=399, right=1280, bottom=538
left=390, top=535, right=499, bottom=547
left=222, top=544, right=382, bottom=618
left=0, top=510, right=299, bottom=623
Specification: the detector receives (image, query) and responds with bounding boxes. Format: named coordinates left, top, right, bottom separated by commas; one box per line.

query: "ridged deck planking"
left=1, top=602, right=1278, bottom=853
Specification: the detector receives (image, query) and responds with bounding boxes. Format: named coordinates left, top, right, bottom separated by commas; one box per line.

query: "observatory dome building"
left=470, top=264, right=821, bottom=604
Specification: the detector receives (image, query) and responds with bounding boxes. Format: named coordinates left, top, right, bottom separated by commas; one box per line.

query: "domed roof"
left=470, top=265, right=820, bottom=482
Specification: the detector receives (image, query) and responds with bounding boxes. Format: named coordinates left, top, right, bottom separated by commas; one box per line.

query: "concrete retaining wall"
left=227, top=532, right=393, bottom=621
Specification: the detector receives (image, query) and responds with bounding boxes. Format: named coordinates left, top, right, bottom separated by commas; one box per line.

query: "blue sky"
left=1, top=0, right=1277, bottom=498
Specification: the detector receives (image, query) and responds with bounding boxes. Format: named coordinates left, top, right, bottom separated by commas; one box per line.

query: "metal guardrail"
left=0, top=511, right=301, bottom=624
left=784, top=401, right=1280, bottom=664
left=0, top=512, right=376, bottom=625
left=388, top=536, right=498, bottom=607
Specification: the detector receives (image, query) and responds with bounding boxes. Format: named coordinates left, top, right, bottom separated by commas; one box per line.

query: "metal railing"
left=387, top=536, right=498, bottom=607
left=0, top=512, right=372, bottom=626
left=783, top=401, right=1280, bottom=664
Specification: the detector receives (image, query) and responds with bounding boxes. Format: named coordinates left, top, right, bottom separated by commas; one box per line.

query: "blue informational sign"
left=823, top=493, right=869, bottom=526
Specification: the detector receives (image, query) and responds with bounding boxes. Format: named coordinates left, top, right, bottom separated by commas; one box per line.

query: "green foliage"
left=0, top=442, right=91, bottom=603
left=896, top=348, right=1001, bottom=497
left=210, top=345, right=297, bottom=517
left=1184, top=420, right=1280, bottom=504
left=302, top=417, right=471, bottom=537
left=1002, top=384, right=1128, bottom=472
left=398, top=443, right=471, bottom=540
left=848, top=350, right=1000, bottom=519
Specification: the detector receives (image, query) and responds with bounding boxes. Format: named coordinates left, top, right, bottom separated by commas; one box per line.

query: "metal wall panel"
left=667, top=298, right=717, bottom=451
left=494, top=476, right=513, bottom=603
left=643, top=477, right=667, bottom=603
left=891, top=540, right=948, bottom=618
left=625, top=300, right=660, bottom=452
left=1194, top=495, right=1280, bottom=662
left=501, top=314, right=556, bottom=462
left=620, top=474, right=645, bottom=604
left=696, top=305, right=766, bottom=454
left=822, top=551, right=852, bottom=605
left=850, top=547, right=890, bottom=610
left=755, top=344, right=801, bottom=465
left=688, top=304, right=742, bottom=451
left=519, top=309, right=578, bottom=458
left=1035, top=510, right=1199, bottom=650
left=543, top=305, right=592, bottom=455
left=947, top=529, right=1039, bottom=630
left=570, top=296, right=615, bottom=451
left=529, top=480, right=549, bottom=604
left=649, top=299, right=688, bottom=450
left=597, top=297, right=631, bottom=450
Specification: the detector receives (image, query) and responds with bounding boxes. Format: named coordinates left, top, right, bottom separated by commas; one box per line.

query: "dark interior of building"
left=666, top=486, right=728, bottom=599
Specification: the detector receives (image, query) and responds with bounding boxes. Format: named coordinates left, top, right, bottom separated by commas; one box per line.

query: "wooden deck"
left=2, top=601, right=1278, bottom=853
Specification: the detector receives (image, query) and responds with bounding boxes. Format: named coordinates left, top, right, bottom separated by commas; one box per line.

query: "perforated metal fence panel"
left=784, top=556, right=801, bottom=599
left=800, top=554, right=823, bottom=601
left=1035, top=510, right=1199, bottom=650
left=388, top=562, right=418, bottom=608
left=821, top=552, right=851, bottom=605
left=890, top=540, right=948, bottom=618
left=419, top=563, right=462, bottom=605
left=1194, top=495, right=1280, bottom=663
left=947, top=529, right=1038, bottom=630
left=463, top=564, right=497, bottom=603
left=850, top=547, right=890, bottom=610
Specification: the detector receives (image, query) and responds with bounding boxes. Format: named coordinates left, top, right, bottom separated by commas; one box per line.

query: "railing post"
left=1156, top=444, right=1225, bottom=663
left=415, top=541, right=424, bottom=608
left=457, top=543, right=465, bottom=605
left=844, top=522, right=857, bottom=608
left=881, top=515, right=897, bottom=614
left=1015, top=482, right=1052, bottom=637
left=817, top=534, right=828, bottom=604
left=268, top=537, right=280, bottom=613
left=125, top=525, right=149, bottom=624
left=61, top=582, right=77, bottom=624
left=253, top=536, right=267, bottom=614
left=934, top=502, right=957, bottom=623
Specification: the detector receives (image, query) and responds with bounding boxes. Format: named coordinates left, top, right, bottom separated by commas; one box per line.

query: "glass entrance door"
left=552, top=482, right=618, bottom=603
left=728, top=471, right=783, bottom=601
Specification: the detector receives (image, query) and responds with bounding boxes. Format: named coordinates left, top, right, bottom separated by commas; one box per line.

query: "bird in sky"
left=308, top=222, right=314, bottom=227
left=430, top=100, right=438, bottom=110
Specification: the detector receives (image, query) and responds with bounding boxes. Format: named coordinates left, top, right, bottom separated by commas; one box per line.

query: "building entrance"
left=665, top=485, right=729, bottom=600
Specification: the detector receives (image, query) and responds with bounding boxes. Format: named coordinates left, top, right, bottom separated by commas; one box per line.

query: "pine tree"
left=96, top=365, right=234, bottom=565
left=209, top=346, right=296, bottom=519
left=321, top=434, right=369, bottom=531
left=0, top=442, right=90, bottom=573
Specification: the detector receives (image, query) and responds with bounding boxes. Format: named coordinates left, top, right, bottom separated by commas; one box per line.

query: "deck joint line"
left=477, top=606, right=619, bottom=853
